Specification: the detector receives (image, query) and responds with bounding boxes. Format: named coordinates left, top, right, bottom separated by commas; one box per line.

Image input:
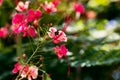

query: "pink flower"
left=12, top=62, right=23, bottom=74
left=34, top=10, right=42, bottom=20
left=0, top=0, right=3, bottom=6
left=12, top=63, right=38, bottom=80
left=27, top=9, right=35, bottom=22
left=12, top=13, right=25, bottom=25
left=52, top=0, right=60, bottom=7
left=48, top=27, right=67, bottom=44
left=27, top=9, right=42, bottom=22
left=0, top=27, right=8, bottom=38
left=11, top=10, right=40, bottom=37
left=43, top=1, right=57, bottom=14
left=12, top=21, right=28, bottom=34
left=53, top=31, right=67, bottom=44
left=21, top=65, right=29, bottom=78
left=47, top=27, right=57, bottom=38
left=21, top=65, right=38, bottom=80
left=12, top=13, right=26, bottom=34
left=74, top=2, right=85, bottom=14
left=12, top=20, right=37, bottom=37
left=0, top=0, right=3, bottom=3
left=28, top=66, right=38, bottom=80
left=22, top=26, right=37, bottom=37
left=15, top=1, right=30, bottom=12
left=54, top=44, right=68, bottom=59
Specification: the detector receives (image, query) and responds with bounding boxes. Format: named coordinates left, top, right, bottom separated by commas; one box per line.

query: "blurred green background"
left=1, top=0, right=120, bottom=80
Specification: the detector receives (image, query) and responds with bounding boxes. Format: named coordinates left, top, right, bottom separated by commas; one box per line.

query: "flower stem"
left=26, top=44, right=40, bottom=64
left=16, top=34, right=23, bottom=63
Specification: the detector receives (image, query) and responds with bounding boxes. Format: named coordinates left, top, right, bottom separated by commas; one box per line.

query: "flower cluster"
left=12, top=9, right=42, bottom=37
left=10, top=0, right=85, bottom=79
left=48, top=27, right=68, bottom=59
left=11, top=0, right=60, bottom=37
left=12, top=54, right=38, bottom=80
left=12, top=62, right=38, bottom=80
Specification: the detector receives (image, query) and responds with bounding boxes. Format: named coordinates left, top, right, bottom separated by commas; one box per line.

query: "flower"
left=22, top=26, right=37, bottom=37
left=12, top=13, right=26, bottom=33
left=21, top=65, right=29, bottom=78
left=15, top=1, right=30, bottom=12
left=12, top=62, right=23, bottom=74
left=0, top=0, right=3, bottom=6
left=21, top=65, right=38, bottom=80
left=12, top=9, right=41, bottom=37
left=47, top=27, right=57, bottom=38
left=28, top=66, right=38, bottom=80
left=27, top=9, right=42, bottom=22
left=73, top=2, right=85, bottom=14
left=0, top=0, right=3, bottom=3
left=12, top=13, right=25, bottom=25
left=52, top=0, right=60, bottom=7
left=53, top=31, right=67, bottom=44
left=54, top=44, right=68, bottom=59
left=12, top=63, right=38, bottom=80
left=48, top=27, right=67, bottom=44
left=43, top=1, right=57, bottom=14
left=34, top=10, right=42, bottom=20
left=0, top=27, right=8, bottom=38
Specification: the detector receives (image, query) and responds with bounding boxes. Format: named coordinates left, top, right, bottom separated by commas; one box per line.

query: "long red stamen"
left=62, top=14, right=72, bottom=32
left=14, top=0, right=18, bottom=5
left=65, top=56, right=70, bottom=76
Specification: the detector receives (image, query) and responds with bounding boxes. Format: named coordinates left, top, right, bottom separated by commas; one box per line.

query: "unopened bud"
left=45, top=35, right=49, bottom=40
left=43, top=24, right=45, bottom=26
left=40, top=64, right=43, bottom=67
left=40, top=3, right=43, bottom=8
left=22, top=53, right=26, bottom=59
left=33, top=20, right=38, bottom=27
left=40, top=56, right=43, bottom=61
left=49, top=23, right=53, bottom=27
left=17, top=56, right=20, bottom=60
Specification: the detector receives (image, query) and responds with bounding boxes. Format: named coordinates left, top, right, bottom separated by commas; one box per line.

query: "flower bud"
left=22, top=53, right=26, bottom=59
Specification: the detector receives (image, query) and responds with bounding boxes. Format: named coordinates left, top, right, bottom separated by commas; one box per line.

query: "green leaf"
left=44, top=73, right=52, bottom=80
